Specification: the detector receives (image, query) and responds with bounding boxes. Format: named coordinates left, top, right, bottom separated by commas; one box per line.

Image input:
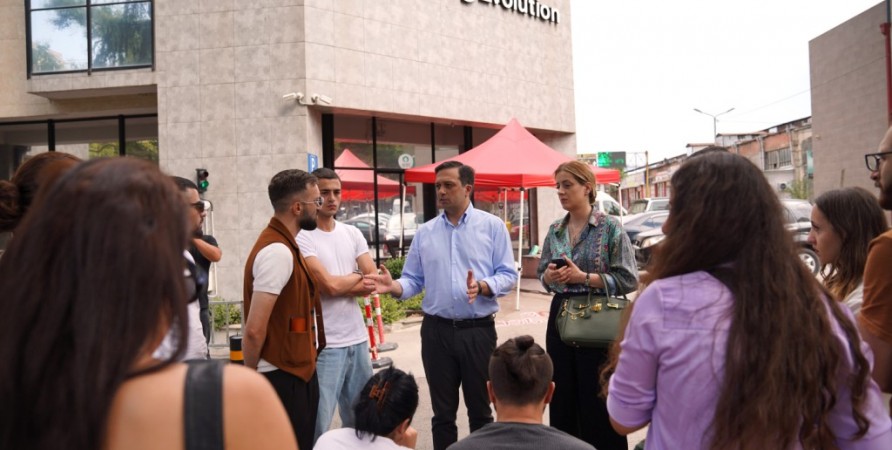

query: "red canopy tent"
left=404, top=118, right=620, bottom=187
left=405, top=118, right=620, bottom=310
left=335, top=149, right=415, bottom=201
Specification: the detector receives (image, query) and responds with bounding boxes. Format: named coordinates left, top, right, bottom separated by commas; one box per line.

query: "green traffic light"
left=199, top=180, right=209, bottom=190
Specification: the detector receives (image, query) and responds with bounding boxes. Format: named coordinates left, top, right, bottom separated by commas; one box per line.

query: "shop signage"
left=397, top=154, right=415, bottom=169
left=461, top=0, right=560, bottom=25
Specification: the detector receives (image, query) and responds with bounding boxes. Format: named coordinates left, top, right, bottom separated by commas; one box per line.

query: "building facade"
left=0, top=0, right=576, bottom=302
left=809, top=1, right=888, bottom=196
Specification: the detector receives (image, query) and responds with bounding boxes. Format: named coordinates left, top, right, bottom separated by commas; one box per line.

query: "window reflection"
left=30, top=9, right=88, bottom=73
left=90, top=3, right=152, bottom=69
left=28, top=0, right=153, bottom=74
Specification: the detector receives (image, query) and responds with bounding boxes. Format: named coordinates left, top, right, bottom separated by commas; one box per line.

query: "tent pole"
left=502, top=189, right=508, bottom=223
left=515, top=188, right=525, bottom=311
left=399, top=183, right=406, bottom=258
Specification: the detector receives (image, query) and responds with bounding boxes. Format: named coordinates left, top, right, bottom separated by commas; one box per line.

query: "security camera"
left=311, top=94, right=332, bottom=105
left=282, top=92, right=305, bottom=103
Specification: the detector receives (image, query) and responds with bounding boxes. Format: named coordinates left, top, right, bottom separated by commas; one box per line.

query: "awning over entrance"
left=404, top=118, right=620, bottom=187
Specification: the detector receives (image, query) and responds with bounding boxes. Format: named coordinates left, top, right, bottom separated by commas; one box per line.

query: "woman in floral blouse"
left=537, top=160, right=638, bottom=450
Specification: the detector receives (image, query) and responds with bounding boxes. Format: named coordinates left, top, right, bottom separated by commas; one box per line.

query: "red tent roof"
left=335, top=149, right=415, bottom=200
left=404, top=118, right=620, bottom=187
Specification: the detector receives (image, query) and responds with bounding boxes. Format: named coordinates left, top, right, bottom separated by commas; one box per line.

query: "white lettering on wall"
left=462, top=0, right=560, bottom=25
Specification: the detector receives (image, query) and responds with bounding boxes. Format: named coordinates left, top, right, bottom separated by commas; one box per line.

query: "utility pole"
left=644, top=150, right=650, bottom=197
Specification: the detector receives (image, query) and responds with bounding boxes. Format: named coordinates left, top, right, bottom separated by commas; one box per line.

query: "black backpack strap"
left=184, top=360, right=225, bottom=450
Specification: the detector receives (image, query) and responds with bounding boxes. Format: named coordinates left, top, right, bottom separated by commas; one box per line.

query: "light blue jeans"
left=314, top=341, right=373, bottom=440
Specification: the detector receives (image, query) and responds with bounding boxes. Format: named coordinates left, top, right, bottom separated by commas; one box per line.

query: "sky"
left=570, top=0, right=885, bottom=166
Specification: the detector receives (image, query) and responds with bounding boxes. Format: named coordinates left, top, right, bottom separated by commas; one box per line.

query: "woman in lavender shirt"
left=606, top=150, right=892, bottom=449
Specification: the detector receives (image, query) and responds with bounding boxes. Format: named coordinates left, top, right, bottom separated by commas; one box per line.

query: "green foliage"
left=31, top=43, right=65, bottom=72
left=787, top=178, right=811, bottom=200
left=88, top=140, right=158, bottom=163
left=211, top=299, right=242, bottom=331
left=382, top=256, right=406, bottom=279
left=355, top=291, right=424, bottom=325
left=401, top=293, right=423, bottom=312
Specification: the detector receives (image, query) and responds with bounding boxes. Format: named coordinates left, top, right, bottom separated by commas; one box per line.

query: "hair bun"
left=514, top=335, right=534, bottom=352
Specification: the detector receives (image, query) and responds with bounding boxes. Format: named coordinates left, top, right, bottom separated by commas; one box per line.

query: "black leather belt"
left=424, top=314, right=495, bottom=328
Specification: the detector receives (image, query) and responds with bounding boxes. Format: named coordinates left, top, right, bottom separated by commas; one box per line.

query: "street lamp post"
left=693, top=107, right=735, bottom=142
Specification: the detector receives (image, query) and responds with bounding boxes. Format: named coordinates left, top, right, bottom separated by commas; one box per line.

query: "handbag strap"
left=595, top=273, right=629, bottom=301
left=184, top=360, right=225, bottom=450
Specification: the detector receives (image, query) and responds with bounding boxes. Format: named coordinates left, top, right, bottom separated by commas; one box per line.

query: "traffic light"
left=196, top=168, right=209, bottom=193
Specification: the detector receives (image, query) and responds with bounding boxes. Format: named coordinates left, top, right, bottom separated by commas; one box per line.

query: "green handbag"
left=556, top=273, right=630, bottom=348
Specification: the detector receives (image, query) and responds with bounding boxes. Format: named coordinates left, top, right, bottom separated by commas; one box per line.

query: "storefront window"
left=0, top=115, right=158, bottom=178
left=28, top=0, right=153, bottom=74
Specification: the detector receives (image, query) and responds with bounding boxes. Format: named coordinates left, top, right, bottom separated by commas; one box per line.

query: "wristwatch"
left=353, top=269, right=364, bottom=279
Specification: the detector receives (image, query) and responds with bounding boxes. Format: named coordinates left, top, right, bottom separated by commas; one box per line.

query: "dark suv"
left=632, top=199, right=820, bottom=274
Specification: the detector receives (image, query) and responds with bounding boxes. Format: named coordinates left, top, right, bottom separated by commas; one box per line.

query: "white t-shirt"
left=251, top=242, right=294, bottom=373
left=153, top=252, right=209, bottom=361
left=296, top=221, right=369, bottom=348
left=315, top=428, right=408, bottom=450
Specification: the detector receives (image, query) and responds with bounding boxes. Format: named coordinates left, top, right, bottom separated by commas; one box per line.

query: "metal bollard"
left=229, top=335, right=244, bottom=364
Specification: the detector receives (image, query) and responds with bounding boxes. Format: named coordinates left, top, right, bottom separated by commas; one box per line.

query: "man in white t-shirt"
left=297, top=168, right=377, bottom=440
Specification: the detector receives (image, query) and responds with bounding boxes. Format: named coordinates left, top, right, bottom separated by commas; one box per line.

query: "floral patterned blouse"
left=536, top=208, right=638, bottom=295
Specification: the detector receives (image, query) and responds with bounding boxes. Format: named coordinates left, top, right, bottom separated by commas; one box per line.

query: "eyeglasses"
left=300, top=197, right=324, bottom=207
left=865, top=151, right=892, bottom=172
left=190, top=201, right=206, bottom=213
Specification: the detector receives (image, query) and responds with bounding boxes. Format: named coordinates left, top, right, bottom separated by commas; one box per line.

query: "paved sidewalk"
left=332, top=286, right=647, bottom=450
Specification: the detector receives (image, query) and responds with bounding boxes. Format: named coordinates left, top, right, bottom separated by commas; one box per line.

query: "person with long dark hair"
left=536, top=160, right=638, bottom=450
left=316, top=367, right=419, bottom=449
left=808, top=187, right=888, bottom=313
left=0, top=158, right=296, bottom=450
left=0, top=151, right=80, bottom=233
left=606, top=150, right=892, bottom=449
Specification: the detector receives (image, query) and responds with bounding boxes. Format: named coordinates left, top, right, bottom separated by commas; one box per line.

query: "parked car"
left=385, top=213, right=418, bottom=241
left=622, top=197, right=670, bottom=223
left=782, top=199, right=820, bottom=275
left=623, top=211, right=669, bottom=243
left=631, top=200, right=820, bottom=274
left=346, top=212, right=390, bottom=228
left=342, top=215, right=415, bottom=257
left=595, top=191, right=627, bottom=217
left=342, top=216, right=388, bottom=246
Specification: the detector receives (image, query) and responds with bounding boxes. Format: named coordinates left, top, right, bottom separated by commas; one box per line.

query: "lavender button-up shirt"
left=607, top=271, right=892, bottom=449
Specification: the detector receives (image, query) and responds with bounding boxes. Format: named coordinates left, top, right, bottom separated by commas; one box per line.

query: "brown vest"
left=244, top=217, right=326, bottom=382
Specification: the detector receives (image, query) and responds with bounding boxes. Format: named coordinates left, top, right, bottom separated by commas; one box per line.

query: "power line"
left=724, top=55, right=885, bottom=118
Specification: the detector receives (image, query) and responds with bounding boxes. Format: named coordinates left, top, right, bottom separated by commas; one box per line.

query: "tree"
left=31, top=42, right=65, bottom=72
left=40, top=0, right=152, bottom=69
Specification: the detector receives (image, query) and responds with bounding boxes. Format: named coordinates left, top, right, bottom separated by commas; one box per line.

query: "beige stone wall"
left=302, top=0, right=575, bottom=133
left=155, top=0, right=319, bottom=303
left=810, top=2, right=888, bottom=196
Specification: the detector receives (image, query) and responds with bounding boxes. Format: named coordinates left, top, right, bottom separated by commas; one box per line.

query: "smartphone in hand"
left=551, top=258, right=568, bottom=269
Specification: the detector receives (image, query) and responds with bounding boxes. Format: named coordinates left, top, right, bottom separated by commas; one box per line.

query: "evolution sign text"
left=461, top=0, right=560, bottom=25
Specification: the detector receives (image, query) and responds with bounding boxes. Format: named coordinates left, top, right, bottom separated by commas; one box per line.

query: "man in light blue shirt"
left=367, top=161, right=517, bottom=450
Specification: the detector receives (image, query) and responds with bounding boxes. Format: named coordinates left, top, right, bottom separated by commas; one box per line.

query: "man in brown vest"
left=243, top=169, right=326, bottom=450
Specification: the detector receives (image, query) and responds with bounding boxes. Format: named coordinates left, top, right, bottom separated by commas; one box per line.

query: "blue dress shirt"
left=397, top=204, right=518, bottom=319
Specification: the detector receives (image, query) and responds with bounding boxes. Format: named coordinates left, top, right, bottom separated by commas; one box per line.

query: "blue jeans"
left=314, top=341, right=373, bottom=440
